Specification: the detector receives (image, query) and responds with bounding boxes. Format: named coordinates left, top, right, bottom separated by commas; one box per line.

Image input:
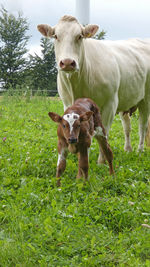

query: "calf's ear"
left=83, top=24, right=99, bottom=38
left=48, top=112, right=62, bottom=123
left=80, top=111, right=93, bottom=122
left=37, top=24, right=55, bottom=37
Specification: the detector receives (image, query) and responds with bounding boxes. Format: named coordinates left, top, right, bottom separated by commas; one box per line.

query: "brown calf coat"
left=48, top=98, right=114, bottom=186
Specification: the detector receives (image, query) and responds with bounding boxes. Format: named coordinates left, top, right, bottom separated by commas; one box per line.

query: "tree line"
left=0, top=7, right=106, bottom=95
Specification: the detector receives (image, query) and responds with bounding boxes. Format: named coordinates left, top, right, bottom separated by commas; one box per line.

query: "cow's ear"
left=48, top=112, right=62, bottom=123
left=80, top=111, right=93, bottom=122
left=37, top=24, right=55, bottom=37
left=83, top=24, right=99, bottom=38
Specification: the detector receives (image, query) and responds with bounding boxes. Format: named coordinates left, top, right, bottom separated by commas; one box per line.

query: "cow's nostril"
left=71, top=60, right=76, bottom=68
left=60, top=60, right=64, bottom=68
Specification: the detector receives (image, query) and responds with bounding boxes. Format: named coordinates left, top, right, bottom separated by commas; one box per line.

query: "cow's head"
left=37, top=15, right=99, bottom=72
left=48, top=111, right=93, bottom=144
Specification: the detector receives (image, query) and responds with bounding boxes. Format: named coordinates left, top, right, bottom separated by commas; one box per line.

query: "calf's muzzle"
left=68, top=137, right=78, bottom=144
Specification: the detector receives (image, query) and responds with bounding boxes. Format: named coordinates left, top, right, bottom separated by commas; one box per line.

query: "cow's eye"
left=63, top=124, right=66, bottom=128
left=54, top=34, right=58, bottom=40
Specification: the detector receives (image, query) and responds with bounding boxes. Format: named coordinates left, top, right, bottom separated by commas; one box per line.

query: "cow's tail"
left=145, top=115, right=150, bottom=146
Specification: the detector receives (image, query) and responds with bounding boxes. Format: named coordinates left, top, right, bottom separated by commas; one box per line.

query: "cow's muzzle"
left=59, top=58, right=76, bottom=71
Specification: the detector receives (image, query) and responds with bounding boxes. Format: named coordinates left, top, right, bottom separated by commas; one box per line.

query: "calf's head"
left=37, top=15, right=99, bottom=72
left=48, top=111, right=93, bottom=144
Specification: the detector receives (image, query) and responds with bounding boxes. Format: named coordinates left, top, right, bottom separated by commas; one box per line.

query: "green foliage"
left=28, top=37, right=57, bottom=95
left=0, top=7, right=57, bottom=95
left=0, top=7, right=30, bottom=89
left=0, top=95, right=150, bottom=266
left=93, top=29, right=107, bottom=40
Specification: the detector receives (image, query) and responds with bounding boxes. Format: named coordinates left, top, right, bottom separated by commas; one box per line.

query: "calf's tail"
left=145, top=115, right=150, bottom=146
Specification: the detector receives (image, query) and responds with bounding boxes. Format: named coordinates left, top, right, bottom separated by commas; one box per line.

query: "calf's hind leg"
left=94, top=127, right=114, bottom=175
left=98, top=96, right=118, bottom=163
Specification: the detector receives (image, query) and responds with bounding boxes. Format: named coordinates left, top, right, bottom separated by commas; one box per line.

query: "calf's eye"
left=54, top=34, right=58, bottom=40
left=63, top=124, right=66, bottom=128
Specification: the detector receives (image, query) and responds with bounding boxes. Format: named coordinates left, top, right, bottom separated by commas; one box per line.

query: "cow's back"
left=103, top=39, right=150, bottom=110
left=64, top=98, right=96, bottom=116
left=83, top=38, right=150, bottom=111
left=58, top=37, right=150, bottom=112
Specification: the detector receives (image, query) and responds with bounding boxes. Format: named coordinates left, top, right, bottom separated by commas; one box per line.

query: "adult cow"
left=37, top=15, right=150, bottom=162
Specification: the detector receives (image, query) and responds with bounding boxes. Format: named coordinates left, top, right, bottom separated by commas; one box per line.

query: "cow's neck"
left=58, top=41, right=92, bottom=104
left=59, top=64, right=87, bottom=101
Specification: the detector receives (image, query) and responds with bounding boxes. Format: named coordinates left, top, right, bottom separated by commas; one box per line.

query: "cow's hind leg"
left=138, top=100, right=150, bottom=151
left=120, top=112, right=132, bottom=151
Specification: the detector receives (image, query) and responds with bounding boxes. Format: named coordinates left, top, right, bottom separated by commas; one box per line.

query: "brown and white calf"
left=48, top=98, right=114, bottom=185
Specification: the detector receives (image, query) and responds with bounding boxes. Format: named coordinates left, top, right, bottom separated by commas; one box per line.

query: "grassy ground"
left=0, top=95, right=150, bottom=266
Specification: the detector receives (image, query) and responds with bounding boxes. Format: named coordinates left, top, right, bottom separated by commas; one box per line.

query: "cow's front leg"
left=77, top=148, right=89, bottom=180
left=138, top=100, right=150, bottom=151
left=56, top=141, right=68, bottom=186
left=98, top=96, right=118, bottom=164
left=120, top=112, right=132, bottom=151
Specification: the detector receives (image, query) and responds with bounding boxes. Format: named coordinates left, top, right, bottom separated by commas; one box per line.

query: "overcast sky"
left=1, top=0, right=150, bottom=55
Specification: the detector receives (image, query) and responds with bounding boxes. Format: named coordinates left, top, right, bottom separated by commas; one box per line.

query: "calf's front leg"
left=56, top=141, right=68, bottom=186
left=77, top=148, right=89, bottom=180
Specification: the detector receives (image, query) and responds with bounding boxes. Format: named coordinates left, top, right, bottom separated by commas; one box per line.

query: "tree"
left=28, top=37, right=57, bottom=95
left=0, top=7, right=30, bottom=89
left=94, top=29, right=107, bottom=40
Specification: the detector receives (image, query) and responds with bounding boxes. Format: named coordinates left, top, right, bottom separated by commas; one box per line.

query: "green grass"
left=0, top=95, right=150, bottom=266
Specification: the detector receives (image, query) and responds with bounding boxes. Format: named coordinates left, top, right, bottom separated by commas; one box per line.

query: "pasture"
left=0, top=95, right=150, bottom=266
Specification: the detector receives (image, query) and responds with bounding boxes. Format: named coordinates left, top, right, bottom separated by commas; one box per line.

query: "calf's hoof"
left=57, top=178, right=61, bottom=187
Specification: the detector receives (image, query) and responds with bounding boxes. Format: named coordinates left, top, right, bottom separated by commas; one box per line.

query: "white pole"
left=76, top=0, right=90, bottom=25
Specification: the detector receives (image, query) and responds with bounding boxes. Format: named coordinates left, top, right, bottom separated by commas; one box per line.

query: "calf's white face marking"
left=63, top=113, right=79, bottom=133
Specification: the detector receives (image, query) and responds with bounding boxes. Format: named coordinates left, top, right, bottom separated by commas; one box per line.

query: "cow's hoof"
left=97, top=154, right=105, bottom=164
left=138, top=145, right=144, bottom=152
left=124, top=145, right=132, bottom=152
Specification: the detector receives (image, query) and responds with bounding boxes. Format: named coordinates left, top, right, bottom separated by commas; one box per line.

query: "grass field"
left=0, top=95, right=150, bottom=266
